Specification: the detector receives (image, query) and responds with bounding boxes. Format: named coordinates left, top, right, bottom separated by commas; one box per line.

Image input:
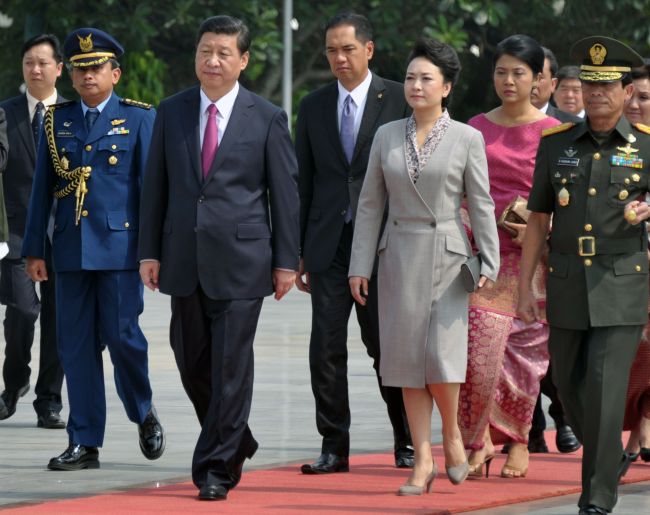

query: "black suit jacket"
left=138, top=85, right=300, bottom=300
left=0, top=107, right=8, bottom=241
left=296, top=74, right=409, bottom=273
left=546, top=104, right=582, bottom=124
left=0, top=94, right=65, bottom=258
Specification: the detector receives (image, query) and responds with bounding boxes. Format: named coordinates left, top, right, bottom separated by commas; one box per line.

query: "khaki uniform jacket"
left=528, top=116, right=650, bottom=330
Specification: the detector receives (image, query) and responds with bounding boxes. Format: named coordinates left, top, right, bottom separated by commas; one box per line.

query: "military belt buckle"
left=578, top=236, right=596, bottom=256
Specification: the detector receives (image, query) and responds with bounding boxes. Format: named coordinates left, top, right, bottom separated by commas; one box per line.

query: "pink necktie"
left=201, top=104, right=218, bottom=178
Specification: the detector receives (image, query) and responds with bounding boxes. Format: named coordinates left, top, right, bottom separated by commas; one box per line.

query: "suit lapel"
left=13, top=95, right=36, bottom=164
left=202, top=86, right=253, bottom=189
left=182, top=87, right=203, bottom=184
left=353, top=75, right=386, bottom=163
left=323, top=83, right=348, bottom=168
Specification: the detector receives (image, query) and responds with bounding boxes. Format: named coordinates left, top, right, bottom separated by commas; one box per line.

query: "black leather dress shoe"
left=301, top=453, right=349, bottom=474
left=640, top=447, right=650, bottom=462
left=198, top=484, right=228, bottom=501
left=579, top=505, right=608, bottom=514
left=556, top=425, right=581, bottom=453
left=231, top=439, right=259, bottom=487
left=528, top=432, right=549, bottom=453
left=37, top=411, right=66, bottom=429
left=48, top=444, right=99, bottom=471
left=138, top=405, right=165, bottom=460
left=0, top=384, right=30, bottom=420
left=394, top=445, right=415, bottom=468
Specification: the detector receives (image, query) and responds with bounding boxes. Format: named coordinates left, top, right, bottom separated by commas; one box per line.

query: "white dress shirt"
left=337, top=71, right=373, bottom=138
left=199, top=82, right=239, bottom=148
left=26, top=88, right=58, bottom=121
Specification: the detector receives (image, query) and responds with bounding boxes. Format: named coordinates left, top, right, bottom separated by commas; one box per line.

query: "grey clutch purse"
left=460, top=255, right=481, bottom=293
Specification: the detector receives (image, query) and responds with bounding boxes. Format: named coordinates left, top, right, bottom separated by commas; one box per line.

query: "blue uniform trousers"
left=56, top=269, right=152, bottom=447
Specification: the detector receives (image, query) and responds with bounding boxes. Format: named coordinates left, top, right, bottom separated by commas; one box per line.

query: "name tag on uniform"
left=56, top=130, right=74, bottom=138
left=557, top=157, right=580, bottom=167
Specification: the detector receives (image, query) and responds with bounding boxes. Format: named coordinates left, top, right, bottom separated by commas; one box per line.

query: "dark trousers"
left=308, top=223, right=410, bottom=456
left=549, top=325, right=641, bottom=511
left=0, top=243, right=62, bottom=415
left=56, top=270, right=152, bottom=447
left=530, top=363, right=566, bottom=435
left=170, top=286, right=262, bottom=489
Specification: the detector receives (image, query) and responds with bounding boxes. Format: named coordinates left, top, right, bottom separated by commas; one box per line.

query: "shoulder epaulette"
left=542, top=122, right=575, bottom=137
left=120, top=98, right=152, bottom=109
left=50, top=100, right=76, bottom=110
left=634, top=122, right=650, bottom=135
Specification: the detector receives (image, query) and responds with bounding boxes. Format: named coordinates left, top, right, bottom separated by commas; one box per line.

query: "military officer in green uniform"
left=518, top=36, right=648, bottom=515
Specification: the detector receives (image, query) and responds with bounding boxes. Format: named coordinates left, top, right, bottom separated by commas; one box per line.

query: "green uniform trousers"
left=549, top=325, right=641, bottom=511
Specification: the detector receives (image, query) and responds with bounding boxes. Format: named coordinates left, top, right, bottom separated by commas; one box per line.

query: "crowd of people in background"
left=0, top=10, right=649, bottom=515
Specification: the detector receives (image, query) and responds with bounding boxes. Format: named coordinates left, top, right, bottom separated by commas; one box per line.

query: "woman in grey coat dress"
left=349, top=38, right=500, bottom=495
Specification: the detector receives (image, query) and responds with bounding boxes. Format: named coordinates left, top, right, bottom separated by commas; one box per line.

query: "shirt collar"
left=200, top=82, right=239, bottom=119
left=81, top=94, right=112, bottom=116
left=575, top=115, right=634, bottom=143
left=539, top=102, right=549, bottom=114
left=25, top=88, right=58, bottom=116
left=337, top=70, right=372, bottom=108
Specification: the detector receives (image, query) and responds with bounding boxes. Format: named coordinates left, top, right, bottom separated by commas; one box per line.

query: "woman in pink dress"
left=622, top=60, right=650, bottom=463
left=458, top=34, right=560, bottom=479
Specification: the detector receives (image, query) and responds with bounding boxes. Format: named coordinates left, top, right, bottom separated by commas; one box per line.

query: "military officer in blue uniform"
left=22, top=28, right=165, bottom=470
left=518, top=37, right=649, bottom=514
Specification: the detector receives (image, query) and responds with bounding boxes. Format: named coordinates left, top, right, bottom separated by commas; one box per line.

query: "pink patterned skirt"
left=624, top=322, right=650, bottom=430
left=458, top=252, right=550, bottom=449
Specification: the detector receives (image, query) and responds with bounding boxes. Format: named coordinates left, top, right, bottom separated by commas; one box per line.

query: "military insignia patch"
left=111, top=119, right=126, bottom=126
left=589, top=43, right=607, bottom=65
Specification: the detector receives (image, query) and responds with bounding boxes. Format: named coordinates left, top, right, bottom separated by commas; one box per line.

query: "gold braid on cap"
left=579, top=70, right=624, bottom=81
left=45, top=106, right=91, bottom=225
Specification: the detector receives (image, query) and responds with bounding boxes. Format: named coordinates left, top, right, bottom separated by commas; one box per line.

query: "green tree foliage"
left=2, top=0, right=650, bottom=121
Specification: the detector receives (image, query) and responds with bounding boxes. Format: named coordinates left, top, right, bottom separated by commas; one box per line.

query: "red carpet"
left=4, top=434, right=650, bottom=514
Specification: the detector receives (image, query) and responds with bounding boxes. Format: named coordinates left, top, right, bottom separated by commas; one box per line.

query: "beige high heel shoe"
left=397, top=462, right=438, bottom=496
left=446, top=460, right=470, bottom=485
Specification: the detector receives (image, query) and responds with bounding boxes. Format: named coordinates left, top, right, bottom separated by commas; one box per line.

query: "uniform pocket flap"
left=237, top=223, right=271, bottom=239
left=445, top=235, right=470, bottom=257
left=58, top=141, right=78, bottom=153
left=613, top=252, right=647, bottom=276
left=98, top=138, right=130, bottom=152
left=547, top=252, right=569, bottom=278
left=107, top=211, right=137, bottom=231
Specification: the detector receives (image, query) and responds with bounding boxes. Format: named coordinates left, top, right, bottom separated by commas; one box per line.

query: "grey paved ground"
left=0, top=288, right=649, bottom=513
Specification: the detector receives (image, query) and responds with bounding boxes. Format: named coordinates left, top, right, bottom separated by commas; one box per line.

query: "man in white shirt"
left=0, top=34, right=65, bottom=429
left=138, top=15, right=299, bottom=501
left=295, top=12, right=413, bottom=475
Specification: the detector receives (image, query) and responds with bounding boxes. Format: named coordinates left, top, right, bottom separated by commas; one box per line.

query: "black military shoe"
left=579, top=505, right=607, bottom=514
left=556, top=425, right=581, bottom=453
left=37, top=411, right=66, bottom=429
left=528, top=432, right=549, bottom=453
left=138, top=405, right=165, bottom=460
left=48, top=444, right=99, bottom=471
left=198, top=484, right=228, bottom=501
left=301, top=453, right=349, bottom=474
left=394, top=445, right=415, bottom=468
left=0, top=384, right=30, bottom=420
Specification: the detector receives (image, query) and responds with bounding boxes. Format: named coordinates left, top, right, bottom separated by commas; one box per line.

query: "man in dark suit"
left=526, top=46, right=581, bottom=456
left=138, top=16, right=299, bottom=501
left=533, top=47, right=582, bottom=124
left=295, top=12, right=412, bottom=474
left=0, top=34, right=65, bottom=429
left=23, top=27, right=164, bottom=470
